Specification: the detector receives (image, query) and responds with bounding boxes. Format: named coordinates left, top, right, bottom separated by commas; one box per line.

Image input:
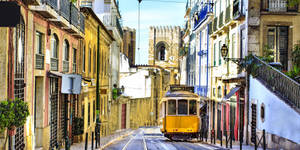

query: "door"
left=267, top=26, right=289, bottom=70
left=121, top=104, right=127, bottom=129
left=50, top=78, right=59, bottom=148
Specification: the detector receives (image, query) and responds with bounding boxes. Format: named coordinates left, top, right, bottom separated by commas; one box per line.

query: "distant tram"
left=160, top=85, right=200, bottom=140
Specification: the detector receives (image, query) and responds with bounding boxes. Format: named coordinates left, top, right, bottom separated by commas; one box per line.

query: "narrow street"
left=104, top=127, right=226, bottom=150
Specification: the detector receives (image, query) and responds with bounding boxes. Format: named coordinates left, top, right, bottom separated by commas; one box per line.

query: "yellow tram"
left=160, top=85, right=200, bottom=140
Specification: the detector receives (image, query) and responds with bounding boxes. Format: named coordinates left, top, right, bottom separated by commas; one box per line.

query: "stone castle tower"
left=148, top=26, right=181, bottom=84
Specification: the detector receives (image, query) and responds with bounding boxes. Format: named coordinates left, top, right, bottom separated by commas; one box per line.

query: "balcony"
left=35, top=54, right=44, bottom=70
left=51, top=58, right=58, bottom=71
left=80, top=0, right=92, bottom=8
left=116, top=17, right=123, bottom=37
left=261, top=0, right=298, bottom=13
left=193, top=3, right=213, bottom=30
left=190, top=4, right=199, bottom=17
left=218, top=11, right=224, bottom=28
left=63, top=60, right=69, bottom=72
left=71, top=4, right=79, bottom=27
left=233, top=0, right=245, bottom=20
left=253, top=55, right=300, bottom=109
left=225, top=5, right=231, bottom=23
left=60, top=0, right=70, bottom=21
left=79, top=13, right=85, bottom=33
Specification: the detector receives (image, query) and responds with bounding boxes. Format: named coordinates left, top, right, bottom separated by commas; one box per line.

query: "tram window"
left=189, top=100, right=197, bottom=115
left=178, top=99, right=188, bottom=115
left=168, top=100, right=176, bottom=115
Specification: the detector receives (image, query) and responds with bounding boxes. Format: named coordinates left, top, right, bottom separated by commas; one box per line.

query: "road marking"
left=196, top=143, right=220, bottom=150
left=142, top=134, right=148, bottom=150
left=121, top=132, right=139, bottom=150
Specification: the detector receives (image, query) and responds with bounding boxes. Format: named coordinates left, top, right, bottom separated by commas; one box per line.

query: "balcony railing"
left=213, top=17, right=218, bottom=32
left=60, top=0, right=70, bottom=21
left=51, top=58, right=58, bottom=71
left=72, top=63, right=76, bottom=73
left=71, top=4, right=79, bottom=27
left=193, top=3, right=213, bottom=30
left=42, top=0, right=58, bottom=10
left=80, top=0, right=92, bottom=8
left=116, top=17, right=123, bottom=37
left=253, top=56, right=300, bottom=109
left=190, top=4, right=199, bottom=16
left=35, top=54, right=44, bottom=70
left=79, top=13, right=85, bottom=33
left=261, top=0, right=298, bottom=12
left=218, top=11, right=224, bottom=28
left=63, top=60, right=69, bottom=72
left=225, top=5, right=231, bottom=23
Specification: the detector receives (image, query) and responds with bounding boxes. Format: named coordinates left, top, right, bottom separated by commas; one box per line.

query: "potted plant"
left=73, top=117, right=84, bottom=143
left=0, top=98, right=30, bottom=148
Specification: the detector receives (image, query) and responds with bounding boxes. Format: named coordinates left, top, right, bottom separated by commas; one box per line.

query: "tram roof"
left=164, top=91, right=200, bottom=98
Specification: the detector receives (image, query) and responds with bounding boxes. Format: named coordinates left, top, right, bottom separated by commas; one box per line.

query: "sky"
left=119, top=0, right=186, bottom=65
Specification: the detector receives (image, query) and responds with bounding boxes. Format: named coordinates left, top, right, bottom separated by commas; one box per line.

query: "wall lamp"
left=221, top=44, right=244, bottom=64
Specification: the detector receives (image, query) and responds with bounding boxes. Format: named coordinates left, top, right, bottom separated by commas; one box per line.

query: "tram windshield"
left=189, top=100, right=197, bottom=115
left=178, top=99, right=188, bottom=115
left=168, top=100, right=176, bottom=115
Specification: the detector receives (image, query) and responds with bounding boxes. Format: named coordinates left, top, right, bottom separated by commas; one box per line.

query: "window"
left=93, top=100, right=96, bottom=122
left=88, top=102, right=90, bottom=126
left=213, top=88, right=216, bottom=97
left=35, top=32, right=44, bottom=54
left=178, top=99, right=188, bottom=115
left=94, top=49, right=96, bottom=74
left=63, top=40, right=69, bottom=61
left=73, top=48, right=76, bottom=64
left=83, top=45, right=86, bottom=72
left=89, top=47, right=91, bottom=73
left=219, top=40, right=222, bottom=65
left=51, top=34, right=58, bottom=58
left=167, top=100, right=176, bottom=115
left=189, top=100, right=197, bottom=115
left=156, top=42, right=167, bottom=61
left=232, top=33, right=236, bottom=58
left=217, top=86, right=222, bottom=98
left=213, top=43, right=216, bottom=66
left=260, top=103, right=265, bottom=122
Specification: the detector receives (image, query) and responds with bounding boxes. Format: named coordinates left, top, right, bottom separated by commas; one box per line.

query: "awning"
left=222, top=86, right=241, bottom=101
left=47, top=71, right=63, bottom=78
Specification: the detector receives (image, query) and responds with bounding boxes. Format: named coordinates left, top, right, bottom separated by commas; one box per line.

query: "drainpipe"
left=96, top=25, right=101, bottom=147
left=206, top=24, right=209, bottom=97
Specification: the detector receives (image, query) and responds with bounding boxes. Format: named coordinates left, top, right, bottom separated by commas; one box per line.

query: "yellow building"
left=80, top=7, right=114, bottom=142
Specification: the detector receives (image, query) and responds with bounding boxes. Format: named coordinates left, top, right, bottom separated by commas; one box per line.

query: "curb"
left=99, top=130, right=134, bottom=150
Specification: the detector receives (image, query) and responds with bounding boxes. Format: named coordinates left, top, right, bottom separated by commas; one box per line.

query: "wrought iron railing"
left=225, top=5, right=231, bottom=23
left=79, top=13, right=85, bottom=33
left=60, top=0, right=70, bottom=21
left=70, top=4, right=79, bottom=27
left=63, top=60, right=69, bottom=72
left=190, top=4, right=199, bottom=16
left=218, top=12, right=224, bottom=28
left=72, top=63, right=76, bottom=73
left=35, top=54, right=44, bottom=70
left=80, top=0, right=93, bottom=8
left=253, top=56, right=300, bottom=109
left=116, top=17, right=123, bottom=37
left=261, top=0, right=298, bottom=12
left=51, top=58, right=58, bottom=71
left=213, top=17, right=218, bottom=32
left=193, top=3, right=213, bottom=30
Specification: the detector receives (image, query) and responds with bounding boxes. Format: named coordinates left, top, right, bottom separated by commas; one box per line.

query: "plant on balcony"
left=285, top=66, right=300, bottom=80
left=0, top=98, right=29, bottom=148
left=258, top=45, right=274, bottom=63
left=292, top=42, right=300, bottom=67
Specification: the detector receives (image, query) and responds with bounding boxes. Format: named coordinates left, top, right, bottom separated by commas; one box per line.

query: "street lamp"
left=221, top=44, right=244, bottom=64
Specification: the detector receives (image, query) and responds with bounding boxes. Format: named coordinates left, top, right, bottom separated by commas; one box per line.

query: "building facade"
left=122, top=27, right=136, bottom=66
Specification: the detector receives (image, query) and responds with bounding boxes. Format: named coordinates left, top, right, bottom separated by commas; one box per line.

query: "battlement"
left=149, top=26, right=181, bottom=33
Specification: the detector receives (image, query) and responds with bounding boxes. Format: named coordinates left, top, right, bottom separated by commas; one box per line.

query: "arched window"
left=51, top=34, right=59, bottom=58
left=156, top=42, right=168, bottom=61
left=63, top=40, right=69, bottom=61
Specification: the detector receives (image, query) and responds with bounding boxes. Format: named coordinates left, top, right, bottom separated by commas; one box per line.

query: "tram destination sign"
left=170, top=85, right=194, bottom=93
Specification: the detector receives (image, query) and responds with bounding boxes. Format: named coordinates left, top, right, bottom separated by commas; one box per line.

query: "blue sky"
left=119, top=0, right=186, bottom=64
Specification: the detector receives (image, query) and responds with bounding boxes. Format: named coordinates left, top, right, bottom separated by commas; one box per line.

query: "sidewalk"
left=70, top=129, right=133, bottom=150
left=202, top=139, right=270, bottom=150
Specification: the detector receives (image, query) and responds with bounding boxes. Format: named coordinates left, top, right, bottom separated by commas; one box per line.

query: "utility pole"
left=96, top=25, right=101, bottom=147
left=138, top=0, right=141, bottom=64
